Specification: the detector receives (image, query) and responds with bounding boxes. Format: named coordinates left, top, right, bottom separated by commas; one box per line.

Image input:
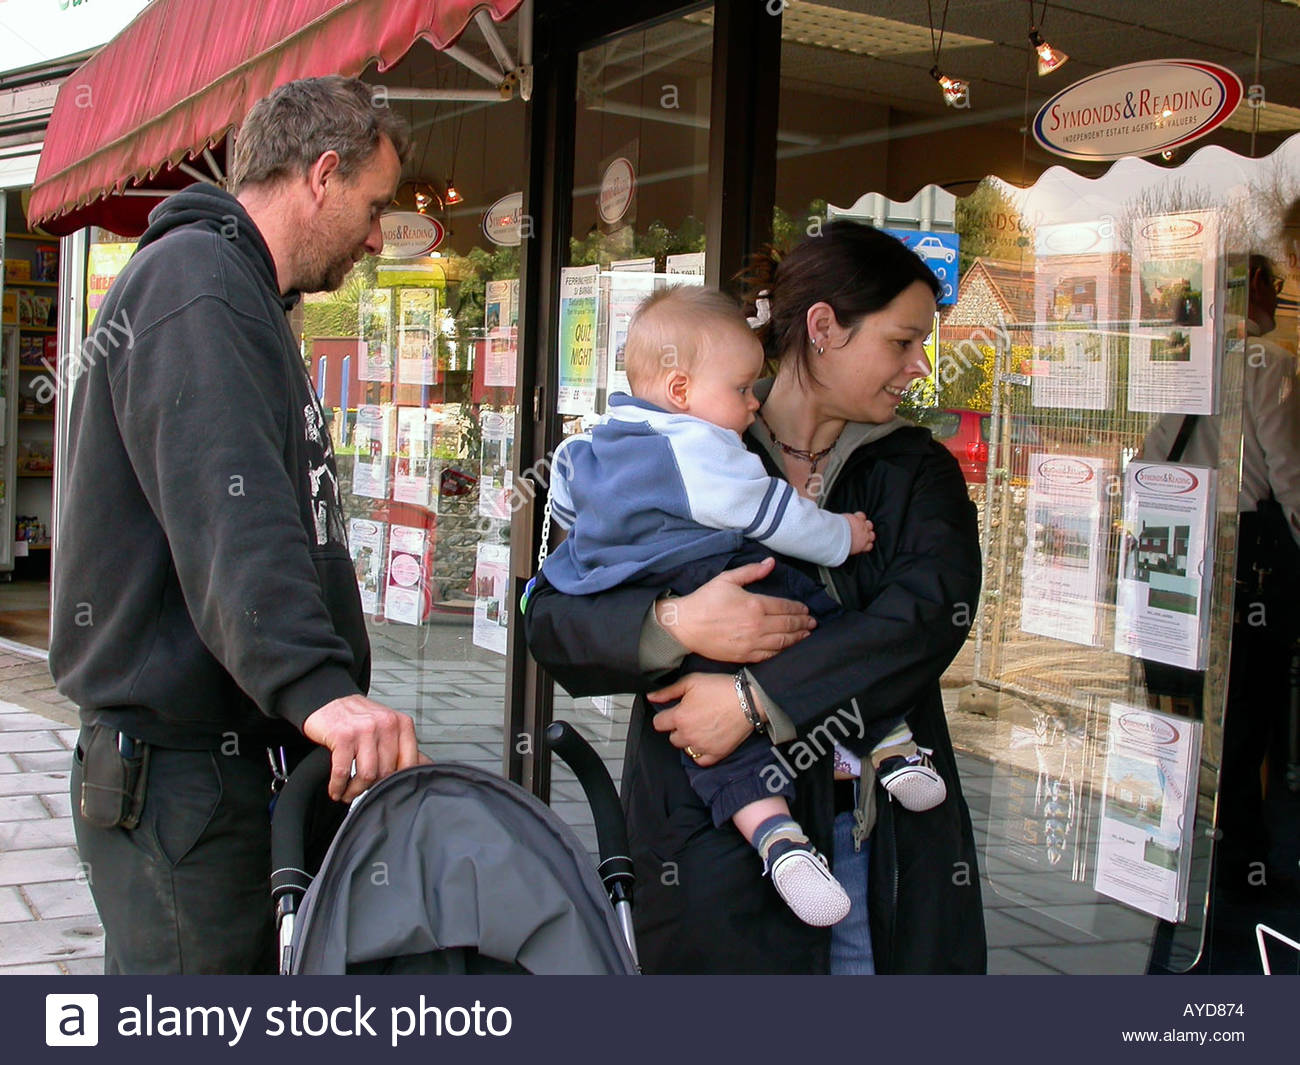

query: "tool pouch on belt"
left=79, top=725, right=150, bottom=830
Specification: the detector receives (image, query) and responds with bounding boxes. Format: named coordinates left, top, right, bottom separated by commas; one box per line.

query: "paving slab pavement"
left=0, top=646, right=102, bottom=975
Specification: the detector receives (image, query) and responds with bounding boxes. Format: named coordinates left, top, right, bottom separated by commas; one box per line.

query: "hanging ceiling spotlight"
left=926, top=1, right=969, bottom=107
left=443, top=179, right=464, bottom=206
left=1029, top=29, right=1068, bottom=75
left=412, top=182, right=441, bottom=214
left=1028, top=2, right=1068, bottom=76
left=930, top=66, right=970, bottom=108
left=395, top=180, right=443, bottom=215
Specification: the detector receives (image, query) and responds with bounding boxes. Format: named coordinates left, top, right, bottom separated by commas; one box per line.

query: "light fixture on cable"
left=926, top=1, right=969, bottom=108
left=930, top=66, right=969, bottom=107
left=1028, top=2, right=1068, bottom=76
left=443, top=179, right=464, bottom=206
left=411, top=182, right=442, bottom=215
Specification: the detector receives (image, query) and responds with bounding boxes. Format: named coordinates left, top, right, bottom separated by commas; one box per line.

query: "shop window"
left=775, top=0, right=1300, bottom=973
left=296, top=44, right=528, bottom=780
left=1, top=193, right=60, bottom=587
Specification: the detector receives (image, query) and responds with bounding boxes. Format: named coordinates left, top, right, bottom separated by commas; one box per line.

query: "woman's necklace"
left=756, top=412, right=836, bottom=475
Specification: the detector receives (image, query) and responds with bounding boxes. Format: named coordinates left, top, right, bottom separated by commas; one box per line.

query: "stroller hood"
left=290, top=762, right=638, bottom=975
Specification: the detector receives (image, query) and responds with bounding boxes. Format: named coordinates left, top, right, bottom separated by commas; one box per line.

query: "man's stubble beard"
left=296, top=211, right=359, bottom=294
left=297, top=246, right=355, bottom=294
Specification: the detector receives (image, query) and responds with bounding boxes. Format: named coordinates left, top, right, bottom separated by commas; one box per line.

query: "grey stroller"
left=271, top=722, right=638, bottom=974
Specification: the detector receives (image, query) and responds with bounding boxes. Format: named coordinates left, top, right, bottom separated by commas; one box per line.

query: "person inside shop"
left=524, top=221, right=987, bottom=974
left=50, top=76, right=422, bottom=974
left=1141, top=250, right=1300, bottom=953
left=537, top=285, right=950, bottom=929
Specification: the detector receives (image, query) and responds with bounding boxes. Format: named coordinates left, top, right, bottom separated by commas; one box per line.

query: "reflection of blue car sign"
left=914, top=235, right=956, bottom=264
left=883, top=228, right=959, bottom=306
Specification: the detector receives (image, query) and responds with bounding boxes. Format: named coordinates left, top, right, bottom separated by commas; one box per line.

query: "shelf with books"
left=3, top=211, right=59, bottom=575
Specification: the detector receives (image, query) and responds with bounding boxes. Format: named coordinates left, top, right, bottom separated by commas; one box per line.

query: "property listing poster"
left=478, top=410, right=515, bottom=520
left=604, top=269, right=657, bottom=397
left=397, top=288, right=438, bottom=386
left=1128, top=210, right=1220, bottom=414
left=666, top=252, right=706, bottom=279
left=1020, top=453, right=1110, bottom=646
left=1114, top=461, right=1215, bottom=671
left=348, top=519, right=387, bottom=614
left=483, top=279, right=520, bottom=387
left=358, top=289, right=393, bottom=383
left=1032, top=221, right=1120, bottom=411
left=352, top=405, right=392, bottom=500
left=394, top=407, right=434, bottom=507
left=557, top=265, right=600, bottom=416
left=1094, top=702, right=1202, bottom=922
left=472, top=542, right=511, bottom=655
left=384, top=524, right=428, bottom=626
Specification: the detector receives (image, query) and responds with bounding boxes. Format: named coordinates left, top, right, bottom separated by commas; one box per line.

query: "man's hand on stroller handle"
left=303, top=695, right=421, bottom=802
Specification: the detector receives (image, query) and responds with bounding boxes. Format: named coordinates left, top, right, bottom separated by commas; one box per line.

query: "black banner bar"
left=4, top=975, right=1287, bottom=1062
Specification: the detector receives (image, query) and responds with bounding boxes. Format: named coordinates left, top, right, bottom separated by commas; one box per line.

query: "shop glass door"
left=547, top=9, right=715, bottom=849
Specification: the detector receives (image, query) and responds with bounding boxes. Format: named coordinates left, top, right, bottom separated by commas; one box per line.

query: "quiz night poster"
left=557, top=265, right=599, bottom=415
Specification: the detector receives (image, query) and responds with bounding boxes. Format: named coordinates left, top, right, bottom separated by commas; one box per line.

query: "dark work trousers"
left=654, top=543, right=900, bottom=827
left=1149, top=510, right=1300, bottom=972
left=70, top=730, right=278, bottom=974
left=1216, top=508, right=1300, bottom=888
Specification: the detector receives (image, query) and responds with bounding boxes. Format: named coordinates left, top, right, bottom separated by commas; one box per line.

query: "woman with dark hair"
left=524, top=220, right=986, bottom=973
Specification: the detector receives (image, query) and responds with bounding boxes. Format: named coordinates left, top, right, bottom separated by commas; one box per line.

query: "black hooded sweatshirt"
left=50, top=185, right=369, bottom=750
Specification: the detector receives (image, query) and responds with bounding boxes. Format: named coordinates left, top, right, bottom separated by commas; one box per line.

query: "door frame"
left=505, top=0, right=783, bottom=800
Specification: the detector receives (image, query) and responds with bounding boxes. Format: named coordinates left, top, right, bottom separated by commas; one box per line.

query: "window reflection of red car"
left=912, top=408, right=1041, bottom=485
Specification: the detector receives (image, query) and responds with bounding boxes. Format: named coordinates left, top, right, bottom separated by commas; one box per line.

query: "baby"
left=539, top=285, right=945, bottom=926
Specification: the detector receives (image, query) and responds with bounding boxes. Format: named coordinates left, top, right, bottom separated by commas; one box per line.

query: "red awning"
left=30, top=0, right=524, bottom=235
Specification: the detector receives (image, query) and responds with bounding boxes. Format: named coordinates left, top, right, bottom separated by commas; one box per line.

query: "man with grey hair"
left=52, top=76, right=417, bottom=973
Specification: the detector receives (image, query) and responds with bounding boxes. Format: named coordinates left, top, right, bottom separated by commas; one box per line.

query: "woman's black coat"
left=524, top=423, right=987, bottom=973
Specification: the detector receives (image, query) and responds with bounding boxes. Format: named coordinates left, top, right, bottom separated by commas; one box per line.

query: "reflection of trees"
left=1112, top=149, right=1300, bottom=262
left=301, top=243, right=522, bottom=475
left=1233, top=150, right=1300, bottom=260
left=569, top=214, right=706, bottom=267
left=453, top=244, right=522, bottom=340
left=302, top=257, right=377, bottom=338
left=301, top=244, right=524, bottom=379
left=935, top=341, right=994, bottom=411
left=1115, top=177, right=1213, bottom=255
left=956, top=178, right=1032, bottom=276
left=771, top=200, right=828, bottom=253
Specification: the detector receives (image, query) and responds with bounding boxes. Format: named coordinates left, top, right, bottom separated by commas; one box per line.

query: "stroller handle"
left=544, top=721, right=634, bottom=898
left=270, top=744, right=334, bottom=903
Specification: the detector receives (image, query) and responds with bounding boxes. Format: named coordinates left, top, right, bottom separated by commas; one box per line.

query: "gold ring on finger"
left=686, top=746, right=700, bottom=761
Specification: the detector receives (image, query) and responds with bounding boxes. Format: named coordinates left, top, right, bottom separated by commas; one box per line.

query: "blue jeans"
left=829, top=808, right=874, bottom=974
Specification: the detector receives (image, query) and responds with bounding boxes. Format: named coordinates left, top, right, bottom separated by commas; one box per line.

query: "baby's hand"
left=846, top=512, right=875, bottom=554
